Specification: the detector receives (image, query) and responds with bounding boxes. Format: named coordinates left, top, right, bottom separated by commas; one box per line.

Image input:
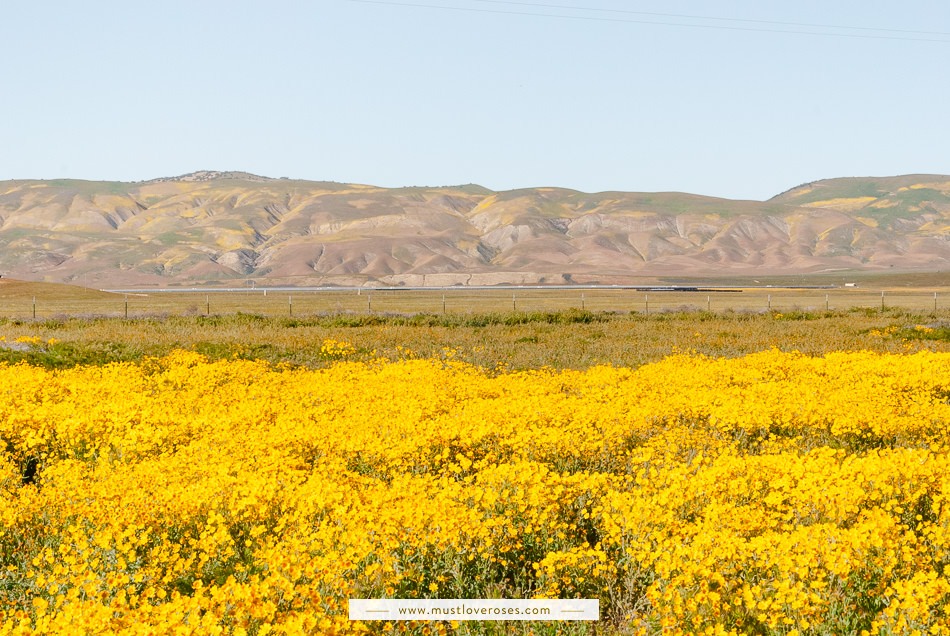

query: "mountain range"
left=2, top=171, right=949, bottom=287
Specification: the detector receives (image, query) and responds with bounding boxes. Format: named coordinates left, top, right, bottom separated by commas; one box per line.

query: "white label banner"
left=349, top=598, right=598, bottom=621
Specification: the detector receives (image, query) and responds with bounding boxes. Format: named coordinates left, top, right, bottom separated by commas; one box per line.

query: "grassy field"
left=3, top=279, right=950, bottom=320
left=1, top=302, right=949, bottom=371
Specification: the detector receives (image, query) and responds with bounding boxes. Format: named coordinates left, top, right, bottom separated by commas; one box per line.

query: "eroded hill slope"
left=2, top=172, right=949, bottom=286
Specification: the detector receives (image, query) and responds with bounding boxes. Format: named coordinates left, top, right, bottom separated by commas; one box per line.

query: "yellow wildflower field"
left=2, top=346, right=950, bottom=634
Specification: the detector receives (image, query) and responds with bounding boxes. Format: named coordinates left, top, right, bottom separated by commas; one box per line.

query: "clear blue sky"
left=2, top=0, right=949, bottom=200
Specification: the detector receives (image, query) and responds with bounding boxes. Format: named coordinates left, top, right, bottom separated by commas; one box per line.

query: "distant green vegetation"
left=893, top=187, right=950, bottom=208
left=39, top=179, right=131, bottom=195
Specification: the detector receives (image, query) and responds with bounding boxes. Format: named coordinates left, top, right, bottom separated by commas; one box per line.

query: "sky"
left=2, top=0, right=949, bottom=200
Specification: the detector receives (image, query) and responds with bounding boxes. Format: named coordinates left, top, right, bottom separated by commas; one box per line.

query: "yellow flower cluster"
left=867, top=325, right=900, bottom=338
left=2, top=348, right=950, bottom=634
left=0, top=336, right=57, bottom=346
left=318, top=339, right=357, bottom=360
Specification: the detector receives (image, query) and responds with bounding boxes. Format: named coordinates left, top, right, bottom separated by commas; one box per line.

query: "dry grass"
left=4, top=278, right=950, bottom=370
left=0, top=279, right=117, bottom=302
left=1, top=307, right=948, bottom=370
left=2, top=284, right=950, bottom=319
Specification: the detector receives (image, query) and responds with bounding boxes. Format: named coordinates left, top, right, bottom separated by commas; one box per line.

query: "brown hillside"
left=1, top=173, right=949, bottom=287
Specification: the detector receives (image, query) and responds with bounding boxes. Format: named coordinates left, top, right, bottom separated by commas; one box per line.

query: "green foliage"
left=898, top=325, right=950, bottom=342
left=156, top=232, right=180, bottom=246
left=0, top=340, right=146, bottom=369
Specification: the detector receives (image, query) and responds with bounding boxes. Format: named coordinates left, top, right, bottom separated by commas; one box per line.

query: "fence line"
left=3, top=289, right=950, bottom=319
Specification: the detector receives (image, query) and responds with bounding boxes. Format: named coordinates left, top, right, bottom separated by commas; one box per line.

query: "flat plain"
left=3, top=277, right=950, bottom=318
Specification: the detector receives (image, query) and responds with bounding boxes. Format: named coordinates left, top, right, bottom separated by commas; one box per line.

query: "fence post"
left=768, top=294, right=771, bottom=311
left=645, top=294, right=649, bottom=315
left=442, top=294, right=446, bottom=314
left=33, top=297, right=36, bottom=319
left=513, top=293, right=516, bottom=312
left=206, top=295, right=210, bottom=315
left=826, top=294, right=829, bottom=311
left=881, top=291, right=885, bottom=310
left=368, top=294, right=372, bottom=312
left=936, top=292, right=938, bottom=313
left=124, top=295, right=128, bottom=319
left=707, top=295, right=710, bottom=312
left=581, top=293, right=585, bottom=311
left=289, top=295, right=293, bottom=316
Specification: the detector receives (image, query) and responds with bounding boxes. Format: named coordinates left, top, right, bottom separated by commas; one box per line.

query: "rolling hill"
left=1, top=171, right=949, bottom=287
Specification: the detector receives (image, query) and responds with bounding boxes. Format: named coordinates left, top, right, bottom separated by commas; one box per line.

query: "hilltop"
left=1, top=173, right=949, bottom=287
